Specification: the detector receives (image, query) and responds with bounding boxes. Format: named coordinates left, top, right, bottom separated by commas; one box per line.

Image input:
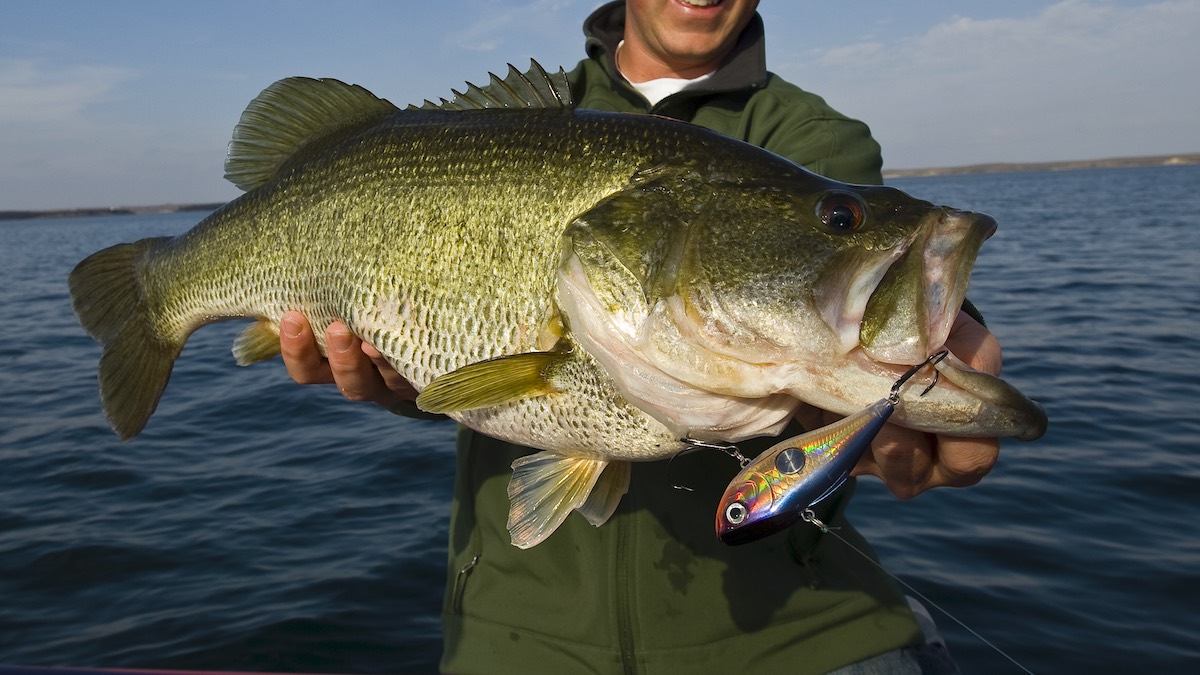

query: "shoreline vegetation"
left=3, top=152, right=1197, bottom=222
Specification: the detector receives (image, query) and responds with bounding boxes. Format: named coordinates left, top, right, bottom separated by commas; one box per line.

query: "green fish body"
left=70, top=63, right=1046, bottom=548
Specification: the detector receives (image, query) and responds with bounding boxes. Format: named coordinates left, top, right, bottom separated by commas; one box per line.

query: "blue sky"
left=2, top=0, right=1197, bottom=210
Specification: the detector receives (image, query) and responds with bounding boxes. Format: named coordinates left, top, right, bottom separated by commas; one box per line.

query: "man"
left=281, top=1, right=996, bottom=672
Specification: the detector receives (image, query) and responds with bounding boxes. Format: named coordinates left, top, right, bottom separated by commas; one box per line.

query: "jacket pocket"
left=450, top=553, right=480, bottom=614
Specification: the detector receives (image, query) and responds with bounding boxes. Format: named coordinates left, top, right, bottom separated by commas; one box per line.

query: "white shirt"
left=616, top=41, right=716, bottom=107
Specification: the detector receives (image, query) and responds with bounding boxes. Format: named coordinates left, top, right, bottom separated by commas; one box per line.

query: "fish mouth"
left=932, top=351, right=1048, bottom=441
left=813, top=207, right=1047, bottom=440
left=819, top=207, right=997, bottom=366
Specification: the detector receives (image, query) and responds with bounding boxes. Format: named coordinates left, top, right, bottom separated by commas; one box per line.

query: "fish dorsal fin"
left=407, top=59, right=573, bottom=112
left=224, top=77, right=398, bottom=191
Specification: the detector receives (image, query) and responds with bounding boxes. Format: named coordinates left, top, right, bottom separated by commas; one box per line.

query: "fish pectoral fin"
left=576, top=460, right=631, bottom=527
left=231, top=319, right=281, bottom=366
left=415, top=350, right=569, bottom=414
left=507, top=452, right=610, bottom=549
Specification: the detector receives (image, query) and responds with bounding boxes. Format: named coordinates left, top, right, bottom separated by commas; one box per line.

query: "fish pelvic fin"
left=224, top=77, right=399, bottom=192
left=69, top=238, right=180, bottom=440
left=577, top=460, right=631, bottom=527
left=507, top=452, right=611, bottom=549
left=415, top=350, right=569, bottom=414
left=407, top=59, right=573, bottom=112
left=232, top=319, right=281, bottom=366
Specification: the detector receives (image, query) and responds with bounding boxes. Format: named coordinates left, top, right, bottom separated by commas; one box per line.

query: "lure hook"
left=888, top=349, right=950, bottom=405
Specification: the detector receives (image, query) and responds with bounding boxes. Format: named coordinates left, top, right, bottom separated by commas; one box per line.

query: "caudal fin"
left=69, top=237, right=180, bottom=440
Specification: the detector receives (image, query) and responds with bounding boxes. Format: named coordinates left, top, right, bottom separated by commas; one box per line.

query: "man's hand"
left=847, top=310, right=1002, bottom=498
left=278, top=311, right=417, bottom=408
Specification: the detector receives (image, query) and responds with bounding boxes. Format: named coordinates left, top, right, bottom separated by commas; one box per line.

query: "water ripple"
left=2, top=167, right=1198, bottom=672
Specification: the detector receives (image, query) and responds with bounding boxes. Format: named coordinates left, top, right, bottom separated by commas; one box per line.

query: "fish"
left=69, top=61, right=1047, bottom=549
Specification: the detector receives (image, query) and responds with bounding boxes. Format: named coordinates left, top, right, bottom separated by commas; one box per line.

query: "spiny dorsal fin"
left=407, top=59, right=573, bottom=112
left=225, top=77, right=398, bottom=192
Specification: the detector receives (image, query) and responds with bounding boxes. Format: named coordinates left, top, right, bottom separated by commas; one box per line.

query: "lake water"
left=1, top=164, right=1197, bottom=673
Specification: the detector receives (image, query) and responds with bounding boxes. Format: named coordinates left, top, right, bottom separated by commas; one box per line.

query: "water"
left=1, top=165, right=1197, bottom=673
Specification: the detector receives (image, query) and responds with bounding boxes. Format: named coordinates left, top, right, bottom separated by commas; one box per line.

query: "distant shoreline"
left=881, top=152, right=1199, bottom=178
left=0, top=202, right=228, bottom=222
left=4, top=152, right=1196, bottom=221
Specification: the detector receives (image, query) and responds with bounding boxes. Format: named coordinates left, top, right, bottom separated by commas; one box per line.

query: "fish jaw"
left=784, top=349, right=1047, bottom=440
left=932, top=352, right=1048, bottom=441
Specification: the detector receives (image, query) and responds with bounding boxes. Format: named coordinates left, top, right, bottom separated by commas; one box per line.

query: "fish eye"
left=817, top=192, right=867, bottom=232
left=725, top=502, right=748, bottom=525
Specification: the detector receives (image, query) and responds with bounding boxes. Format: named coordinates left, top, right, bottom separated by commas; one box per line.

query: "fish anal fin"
left=415, top=350, right=568, bottom=414
left=507, top=452, right=608, bottom=549
left=577, top=460, right=631, bottom=528
left=224, top=77, right=398, bottom=192
left=232, top=319, right=281, bottom=366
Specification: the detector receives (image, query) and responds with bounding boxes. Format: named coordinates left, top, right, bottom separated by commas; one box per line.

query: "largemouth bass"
left=70, top=62, right=1046, bottom=548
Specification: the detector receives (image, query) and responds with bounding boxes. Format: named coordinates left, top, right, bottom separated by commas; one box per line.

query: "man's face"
left=624, top=0, right=761, bottom=74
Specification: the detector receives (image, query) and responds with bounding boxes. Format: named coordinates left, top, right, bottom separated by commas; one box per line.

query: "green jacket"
left=440, top=4, right=921, bottom=674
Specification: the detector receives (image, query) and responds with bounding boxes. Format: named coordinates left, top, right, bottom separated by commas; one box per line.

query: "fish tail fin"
left=69, top=237, right=181, bottom=440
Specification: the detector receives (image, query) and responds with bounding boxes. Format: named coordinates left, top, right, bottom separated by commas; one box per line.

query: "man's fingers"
left=929, top=436, right=999, bottom=488
left=946, top=311, right=1001, bottom=375
left=325, top=323, right=391, bottom=403
left=279, top=311, right=334, bottom=385
left=853, top=424, right=936, bottom=500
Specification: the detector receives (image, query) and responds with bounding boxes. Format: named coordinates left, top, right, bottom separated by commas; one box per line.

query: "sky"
left=2, top=0, right=1197, bottom=211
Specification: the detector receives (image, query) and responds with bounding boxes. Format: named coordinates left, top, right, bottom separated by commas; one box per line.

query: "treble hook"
left=668, top=438, right=750, bottom=492
left=888, top=349, right=950, bottom=404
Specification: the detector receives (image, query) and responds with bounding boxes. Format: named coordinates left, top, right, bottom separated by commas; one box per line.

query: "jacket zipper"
left=616, top=478, right=637, bottom=674
left=450, top=428, right=484, bottom=615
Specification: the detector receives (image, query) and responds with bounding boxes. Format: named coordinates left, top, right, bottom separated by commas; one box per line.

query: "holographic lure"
left=716, top=351, right=947, bottom=545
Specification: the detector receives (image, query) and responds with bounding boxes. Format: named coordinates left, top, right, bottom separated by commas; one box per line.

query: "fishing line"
left=802, top=512, right=1036, bottom=675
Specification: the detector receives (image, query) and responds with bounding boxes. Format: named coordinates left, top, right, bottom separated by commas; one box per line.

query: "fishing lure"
left=716, top=351, right=948, bottom=545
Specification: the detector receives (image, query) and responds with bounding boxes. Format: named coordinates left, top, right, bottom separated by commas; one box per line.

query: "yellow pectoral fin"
left=232, top=319, right=282, bottom=366
left=415, top=350, right=569, bottom=414
left=506, top=452, right=610, bottom=549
